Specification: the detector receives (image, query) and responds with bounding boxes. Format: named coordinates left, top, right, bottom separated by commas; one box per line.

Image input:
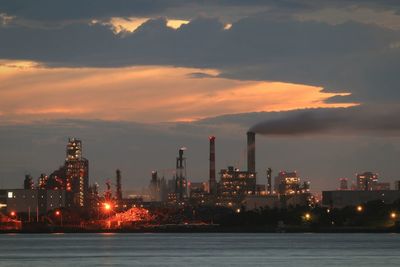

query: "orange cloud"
left=105, top=17, right=190, bottom=33
left=108, top=17, right=149, bottom=33
left=0, top=62, right=357, bottom=124
left=166, top=19, right=190, bottom=29
left=15, top=108, right=90, bottom=115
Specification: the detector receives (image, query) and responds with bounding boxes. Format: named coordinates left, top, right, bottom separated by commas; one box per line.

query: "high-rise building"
left=66, top=138, right=82, bottom=161
left=274, top=171, right=301, bottom=195
left=356, top=172, right=378, bottom=191
left=65, top=138, right=89, bottom=208
left=37, top=173, right=48, bottom=189
left=218, top=166, right=256, bottom=206
left=23, top=174, right=34, bottom=190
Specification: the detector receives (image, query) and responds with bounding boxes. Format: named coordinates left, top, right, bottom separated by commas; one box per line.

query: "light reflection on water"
left=1, top=233, right=400, bottom=266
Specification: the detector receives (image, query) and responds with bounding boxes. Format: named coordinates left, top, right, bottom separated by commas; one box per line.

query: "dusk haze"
left=1, top=1, right=400, bottom=266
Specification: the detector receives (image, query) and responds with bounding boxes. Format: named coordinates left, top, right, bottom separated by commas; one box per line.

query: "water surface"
left=0, top=233, right=399, bottom=266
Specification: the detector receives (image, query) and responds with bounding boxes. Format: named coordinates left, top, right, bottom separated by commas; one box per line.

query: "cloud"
left=1, top=16, right=400, bottom=106
left=166, top=19, right=190, bottom=29
left=106, top=17, right=150, bottom=33
left=0, top=63, right=353, bottom=124
left=0, top=0, right=174, bottom=22
left=0, top=0, right=311, bottom=24
left=103, top=17, right=190, bottom=34
left=296, top=6, right=400, bottom=30
left=1, top=0, right=400, bottom=26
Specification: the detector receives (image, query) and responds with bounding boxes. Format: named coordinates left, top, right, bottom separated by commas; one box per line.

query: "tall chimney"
left=176, top=148, right=186, bottom=201
left=209, top=136, right=216, bottom=195
left=247, top=132, right=256, bottom=173
left=267, top=168, right=272, bottom=194
left=116, top=169, right=122, bottom=204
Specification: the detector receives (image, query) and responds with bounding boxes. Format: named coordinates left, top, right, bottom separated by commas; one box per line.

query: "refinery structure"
left=146, top=131, right=313, bottom=210
left=1, top=131, right=400, bottom=231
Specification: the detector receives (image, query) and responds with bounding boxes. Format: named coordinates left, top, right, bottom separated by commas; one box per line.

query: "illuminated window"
left=7, top=192, right=13, bottom=198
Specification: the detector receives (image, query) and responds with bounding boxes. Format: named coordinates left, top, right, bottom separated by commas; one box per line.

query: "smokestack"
left=247, top=132, right=256, bottom=173
left=176, top=147, right=187, bottom=201
left=116, top=169, right=122, bottom=203
left=267, top=168, right=272, bottom=194
left=209, top=136, right=216, bottom=195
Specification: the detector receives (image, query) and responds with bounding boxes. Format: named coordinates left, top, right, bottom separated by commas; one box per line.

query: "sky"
left=1, top=0, right=400, bottom=193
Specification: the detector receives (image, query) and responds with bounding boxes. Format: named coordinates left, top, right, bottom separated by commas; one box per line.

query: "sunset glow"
left=2, top=0, right=400, bottom=248
left=108, top=17, right=190, bottom=33
left=108, top=17, right=149, bottom=33
left=166, top=19, right=190, bottom=29
left=0, top=63, right=356, bottom=124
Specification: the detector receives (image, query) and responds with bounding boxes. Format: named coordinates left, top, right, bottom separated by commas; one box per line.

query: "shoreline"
left=1, top=226, right=399, bottom=234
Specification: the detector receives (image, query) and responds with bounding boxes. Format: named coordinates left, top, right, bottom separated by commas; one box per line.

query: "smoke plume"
left=249, top=106, right=400, bottom=136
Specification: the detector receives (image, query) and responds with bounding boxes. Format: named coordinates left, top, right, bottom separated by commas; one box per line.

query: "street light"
left=356, top=205, right=363, bottom=212
left=103, top=202, right=114, bottom=229
left=390, top=212, right=397, bottom=220
left=55, top=210, right=63, bottom=226
left=104, top=203, right=111, bottom=211
left=304, top=213, right=311, bottom=221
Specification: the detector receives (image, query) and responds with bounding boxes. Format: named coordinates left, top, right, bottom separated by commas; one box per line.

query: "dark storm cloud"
left=1, top=15, right=400, bottom=104
left=0, top=0, right=315, bottom=23
left=0, top=0, right=175, bottom=22
left=1, top=0, right=399, bottom=23
left=248, top=107, right=400, bottom=136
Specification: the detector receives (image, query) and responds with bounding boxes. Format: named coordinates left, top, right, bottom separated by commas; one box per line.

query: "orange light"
left=55, top=210, right=61, bottom=216
left=305, top=213, right=311, bottom=220
left=104, top=203, right=111, bottom=211
left=390, top=212, right=397, bottom=219
left=356, top=205, right=363, bottom=212
left=10, top=211, right=16, bottom=217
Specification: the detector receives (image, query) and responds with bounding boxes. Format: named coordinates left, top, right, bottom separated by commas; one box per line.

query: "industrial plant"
left=146, top=131, right=314, bottom=211
left=1, top=132, right=400, bottom=232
